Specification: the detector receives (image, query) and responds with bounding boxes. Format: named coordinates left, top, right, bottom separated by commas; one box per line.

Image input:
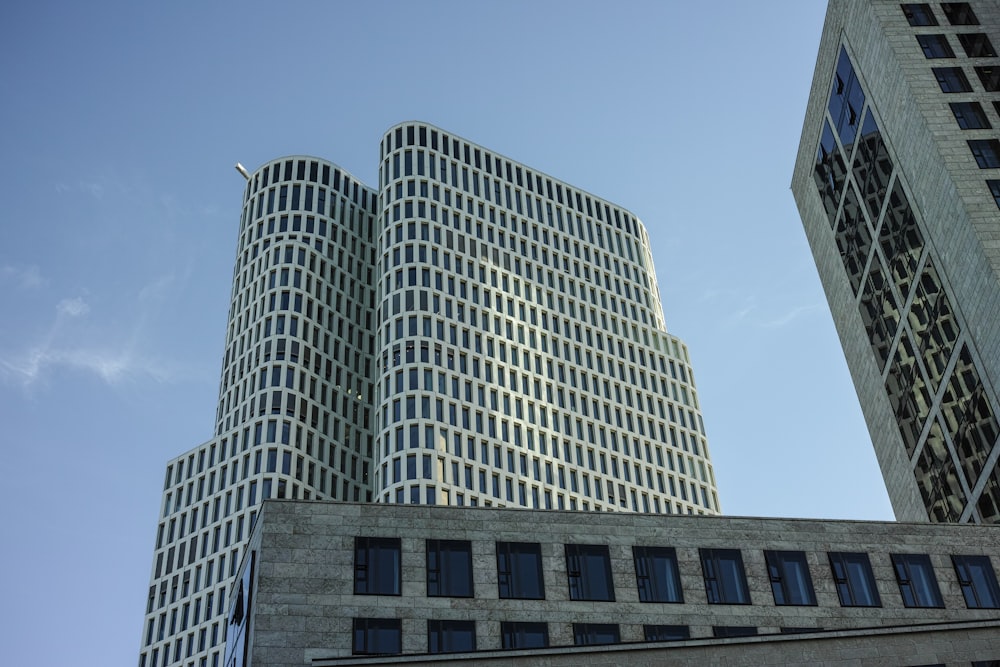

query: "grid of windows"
left=813, top=44, right=1000, bottom=525
left=140, top=157, right=381, bottom=667
left=374, top=123, right=718, bottom=517
left=142, top=128, right=720, bottom=666
left=336, top=530, right=998, bottom=655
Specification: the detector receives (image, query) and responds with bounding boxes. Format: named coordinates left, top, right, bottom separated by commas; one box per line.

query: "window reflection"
left=914, top=419, right=967, bottom=522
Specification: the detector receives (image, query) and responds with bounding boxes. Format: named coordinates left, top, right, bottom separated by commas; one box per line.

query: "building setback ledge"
left=312, top=619, right=1000, bottom=666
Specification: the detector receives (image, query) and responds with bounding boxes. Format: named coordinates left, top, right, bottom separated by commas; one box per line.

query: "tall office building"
left=139, top=122, right=719, bottom=667
left=792, top=0, right=1000, bottom=524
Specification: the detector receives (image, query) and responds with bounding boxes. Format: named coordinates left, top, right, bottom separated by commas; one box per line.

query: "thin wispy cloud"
left=759, top=303, right=824, bottom=329
left=1, top=264, right=45, bottom=289
left=56, top=296, right=90, bottom=317
left=54, top=180, right=106, bottom=199
left=0, top=344, right=173, bottom=386
left=0, top=275, right=195, bottom=390
left=699, top=287, right=822, bottom=330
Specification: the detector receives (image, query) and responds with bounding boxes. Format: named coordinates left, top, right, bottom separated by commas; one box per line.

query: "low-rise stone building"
left=224, top=500, right=1000, bottom=665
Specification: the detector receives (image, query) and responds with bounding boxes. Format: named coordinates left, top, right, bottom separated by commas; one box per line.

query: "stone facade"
left=226, top=500, right=1000, bottom=665
left=791, top=0, right=1000, bottom=524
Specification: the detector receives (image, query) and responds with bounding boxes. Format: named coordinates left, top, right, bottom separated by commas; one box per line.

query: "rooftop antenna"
left=235, top=162, right=250, bottom=180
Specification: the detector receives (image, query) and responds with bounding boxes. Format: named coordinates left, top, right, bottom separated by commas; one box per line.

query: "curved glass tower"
left=138, top=123, right=718, bottom=667
left=215, top=156, right=377, bottom=505
left=373, top=122, right=715, bottom=513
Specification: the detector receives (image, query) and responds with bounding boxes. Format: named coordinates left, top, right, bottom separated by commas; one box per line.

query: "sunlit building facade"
left=792, top=0, right=1000, bottom=523
left=138, top=122, right=719, bottom=667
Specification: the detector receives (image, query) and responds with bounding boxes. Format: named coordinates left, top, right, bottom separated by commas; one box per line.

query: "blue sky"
left=0, top=1, right=891, bottom=664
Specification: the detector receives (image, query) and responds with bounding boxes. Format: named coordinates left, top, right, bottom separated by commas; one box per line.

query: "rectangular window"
left=892, top=554, right=943, bottom=608
left=932, top=67, right=972, bottom=92
left=969, top=139, right=1000, bottom=168
left=500, top=621, right=549, bottom=649
left=643, top=624, right=690, bottom=641
left=713, top=626, right=758, bottom=638
left=700, top=548, right=750, bottom=604
left=427, top=619, right=475, bottom=653
left=497, top=542, right=545, bottom=599
left=958, top=33, right=996, bottom=57
left=987, top=180, right=1000, bottom=210
left=975, top=66, right=1000, bottom=91
left=572, top=623, right=620, bottom=646
left=917, top=34, right=955, bottom=58
left=354, top=537, right=401, bottom=595
left=765, top=550, right=817, bottom=606
left=566, top=544, right=615, bottom=601
left=901, top=3, right=937, bottom=26
left=352, top=618, right=401, bottom=655
left=633, top=546, right=684, bottom=602
left=829, top=552, right=881, bottom=607
left=942, top=2, right=978, bottom=24
left=426, top=540, right=473, bottom=597
left=952, top=555, right=1000, bottom=608
left=950, top=102, right=991, bottom=129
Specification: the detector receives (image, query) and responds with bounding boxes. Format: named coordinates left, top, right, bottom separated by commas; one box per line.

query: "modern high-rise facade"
left=792, top=1, right=1000, bottom=524
left=138, top=122, right=719, bottom=667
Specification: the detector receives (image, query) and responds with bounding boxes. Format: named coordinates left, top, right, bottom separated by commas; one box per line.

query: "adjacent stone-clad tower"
left=138, top=122, right=719, bottom=667
left=792, top=0, right=1000, bottom=523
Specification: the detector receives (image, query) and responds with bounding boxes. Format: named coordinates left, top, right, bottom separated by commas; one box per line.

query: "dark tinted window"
left=633, top=546, right=684, bottom=603
left=988, top=180, right=1000, bottom=210
left=566, top=544, right=615, bottom=601
left=892, top=554, right=944, bottom=607
left=969, top=140, right=1000, bottom=168
left=953, top=555, right=1000, bottom=608
left=427, top=620, right=475, bottom=653
left=354, top=537, right=401, bottom=595
left=765, top=550, right=817, bottom=606
left=829, top=48, right=866, bottom=146
left=426, top=540, right=473, bottom=597
left=976, top=66, right=1000, bottom=91
left=942, top=3, right=979, bottom=25
left=573, top=623, right=620, bottom=646
left=950, top=102, right=992, bottom=129
left=643, top=625, right=690, bottom=641
left=959, top=33, right=997, bottom=57
left=829, top=552, right=881, bottom=606
left=700, top=548, right=751, bottom=604
left=917, top=34, right=956, bottom=58
left=713, top=626, right=758, bottom=638
left=901, top=3, right=937, bottom=25
left=352, top=618, right=401, bottom=655
left=932, top=67, right=972, bottom=92
left=496, top=542, right=544, bottom=599
left=500, top=622, right=549, bottom=649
